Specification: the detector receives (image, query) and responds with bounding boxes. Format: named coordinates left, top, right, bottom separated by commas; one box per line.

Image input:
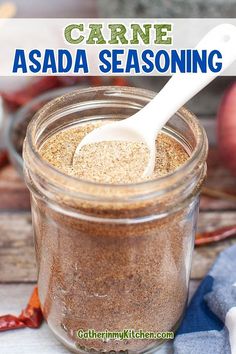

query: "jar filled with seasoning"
left=23, top=86, right=208, bottom=353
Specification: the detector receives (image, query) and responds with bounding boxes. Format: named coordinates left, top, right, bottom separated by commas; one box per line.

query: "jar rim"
left=24, top=85, right=208, bottom=201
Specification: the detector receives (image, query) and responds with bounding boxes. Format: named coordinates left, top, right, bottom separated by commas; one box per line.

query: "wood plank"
left=0, top=165, right=30, bottom=210
left=192, top=211, right=236, bottom=279
left=200, top=147, right=236, bottom=211
left=0, top=281, right=199, bottom=354
left=0, top=211, right=235, bottom=283
left=0, top=212, right=36, bottom=282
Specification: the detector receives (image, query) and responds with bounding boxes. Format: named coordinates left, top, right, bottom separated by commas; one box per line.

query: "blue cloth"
left=174, top=244, right=236, bottom=354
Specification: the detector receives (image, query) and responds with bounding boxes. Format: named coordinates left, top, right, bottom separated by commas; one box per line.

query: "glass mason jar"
left=23, top=86, right=208, bottom=354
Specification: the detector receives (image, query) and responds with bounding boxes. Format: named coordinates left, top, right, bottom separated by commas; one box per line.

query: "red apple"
left=217, top=82, right=236, bottom=176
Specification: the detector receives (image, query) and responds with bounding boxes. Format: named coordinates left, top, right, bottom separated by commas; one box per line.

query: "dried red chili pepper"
left=87, top=76, right=103, bottom=86
left=1, top=76, right=130, bottom=112
left=195, top=224, right=236, bottom=246
left=112, top=77, right=129, bottom=86
left=0, top=150, right=8, bottom=169
left=2, top=77, right=61, bottom=109
left=0, top=287, right=43, bottom=332
left=0, top=315, right=26, bottom=331
left=18, top=287, right=43, bottom=328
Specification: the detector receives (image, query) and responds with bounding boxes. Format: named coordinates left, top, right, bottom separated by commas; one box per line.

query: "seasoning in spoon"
left=73, top=140, right=150, bottom=184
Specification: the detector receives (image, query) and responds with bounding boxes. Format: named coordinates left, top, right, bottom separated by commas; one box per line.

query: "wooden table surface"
left=0, top=120, right=236, bottom=353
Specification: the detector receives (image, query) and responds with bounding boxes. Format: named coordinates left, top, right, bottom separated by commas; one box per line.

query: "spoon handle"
left=132, top=24, right=236, bottom=138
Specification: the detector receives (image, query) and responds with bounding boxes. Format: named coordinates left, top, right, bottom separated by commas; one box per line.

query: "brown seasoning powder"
left=40, top=122, right=189, bottom=184
left=34, top=121, right=195, bottom=353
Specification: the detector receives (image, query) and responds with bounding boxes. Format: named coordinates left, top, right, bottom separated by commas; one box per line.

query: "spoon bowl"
left=74, top=119, right=157, bottom=176
left=74, top=24, right=236, bottom=177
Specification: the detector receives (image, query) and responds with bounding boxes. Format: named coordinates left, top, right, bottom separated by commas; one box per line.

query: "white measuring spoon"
left=74, top=24, right=236, bottom=176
